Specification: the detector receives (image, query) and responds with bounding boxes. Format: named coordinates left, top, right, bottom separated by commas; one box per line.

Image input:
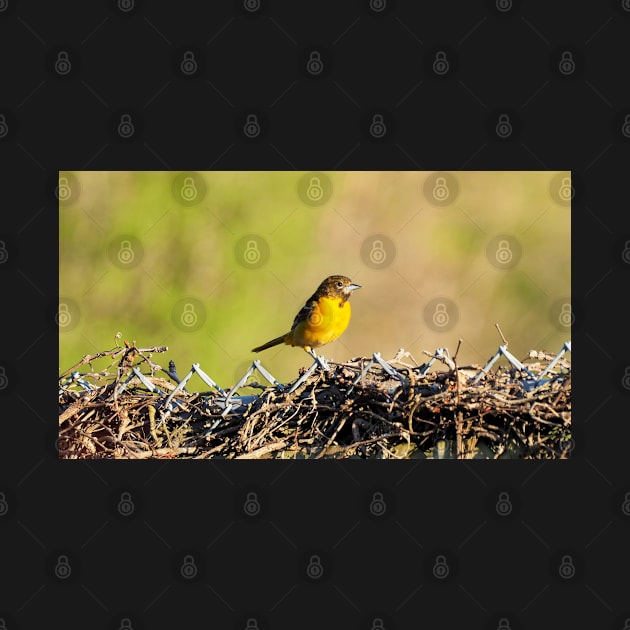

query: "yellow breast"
left=291, top=296, right=352, bottom=348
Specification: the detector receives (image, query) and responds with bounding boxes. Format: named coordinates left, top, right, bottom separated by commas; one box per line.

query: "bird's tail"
left=251, top=334, right=288, bottom=353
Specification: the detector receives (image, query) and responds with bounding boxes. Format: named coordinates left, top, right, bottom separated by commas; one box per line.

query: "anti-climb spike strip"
left=288, top=360, right=319, bottom=394
left=251, top=359, right=284, bottom=389
left=536, top=341, right=571, bottom=382
left=372, top=352, right=405, bottom=382
left=61, top=341, right=571, bottom=437
left=192, top=363, right=226, bottom=393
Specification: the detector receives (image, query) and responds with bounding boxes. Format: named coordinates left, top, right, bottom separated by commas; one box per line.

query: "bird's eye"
left=336, top=281, right=343, bottom=287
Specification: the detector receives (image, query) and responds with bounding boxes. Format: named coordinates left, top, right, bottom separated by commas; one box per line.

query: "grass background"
left=59, top=171, right=570, bottom=389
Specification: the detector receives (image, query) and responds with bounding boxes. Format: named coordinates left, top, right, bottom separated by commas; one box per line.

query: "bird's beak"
left=347, top=283, right=361, bottom=292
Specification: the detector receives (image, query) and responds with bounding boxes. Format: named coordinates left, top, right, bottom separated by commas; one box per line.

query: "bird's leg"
left=306, top=347, right=330, bottom=371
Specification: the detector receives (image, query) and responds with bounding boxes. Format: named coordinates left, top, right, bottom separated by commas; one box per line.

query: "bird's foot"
left=308, top=349, right=330, bottom=371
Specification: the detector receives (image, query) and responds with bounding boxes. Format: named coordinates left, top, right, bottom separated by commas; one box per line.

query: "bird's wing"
left=291, top=299, right=316, bottom=331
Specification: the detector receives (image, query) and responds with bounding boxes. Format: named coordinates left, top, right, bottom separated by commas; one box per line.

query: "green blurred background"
left=59, top=171, right=571, bottom=389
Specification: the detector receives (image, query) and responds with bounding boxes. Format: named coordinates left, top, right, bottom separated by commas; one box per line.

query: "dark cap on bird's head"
left=316, top=275, right=362, bottom=298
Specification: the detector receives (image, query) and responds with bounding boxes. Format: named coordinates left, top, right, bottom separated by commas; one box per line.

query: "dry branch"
left=59, top=343, right=571, bottom=460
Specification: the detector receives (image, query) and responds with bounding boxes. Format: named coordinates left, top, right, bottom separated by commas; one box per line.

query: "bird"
left=251, top=275, right=361, bottom=361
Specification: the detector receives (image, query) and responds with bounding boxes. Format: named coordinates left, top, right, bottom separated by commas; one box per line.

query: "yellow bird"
left=251, top=275, right=361, bottom=360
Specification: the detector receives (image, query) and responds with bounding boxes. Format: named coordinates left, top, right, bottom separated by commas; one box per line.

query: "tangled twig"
left=59, top=343, right=571, bottom=459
